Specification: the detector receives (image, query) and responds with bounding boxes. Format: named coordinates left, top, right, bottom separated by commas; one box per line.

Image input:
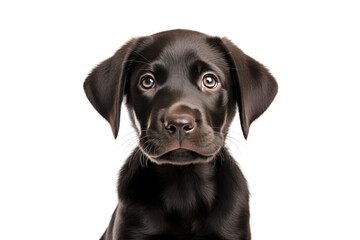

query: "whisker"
left=123, top=59, right=152, bottom=67
left=131, top=50, right=151, bottom=63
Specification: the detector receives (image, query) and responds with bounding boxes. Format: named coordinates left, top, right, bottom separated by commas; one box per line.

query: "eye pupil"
left=202, top=75, right=217, bottom=88
left=144, top=78, right=153, bottom=85
left=141, top=76, right=155, bottom=89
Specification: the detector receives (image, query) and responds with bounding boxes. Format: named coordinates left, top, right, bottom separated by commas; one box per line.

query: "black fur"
left=84, top=29, right=277, bottom=240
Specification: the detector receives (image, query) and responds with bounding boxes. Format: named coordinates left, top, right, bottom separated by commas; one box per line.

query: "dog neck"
left=118, top=147, right=225, bottom=216
left=154, top=159, right=216, bottom=214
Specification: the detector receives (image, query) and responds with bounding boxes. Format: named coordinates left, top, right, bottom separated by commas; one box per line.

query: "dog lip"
left=156, top=145, right=214, bottom=157
left=154, top=148, right=213, bottom=161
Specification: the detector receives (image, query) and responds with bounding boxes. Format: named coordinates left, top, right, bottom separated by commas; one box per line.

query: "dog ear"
left=83, top=38, right=137, bottom=138
left=221, top=38, right=278, bottom=139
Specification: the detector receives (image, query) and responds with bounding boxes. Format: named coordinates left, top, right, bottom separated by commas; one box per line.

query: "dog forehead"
left=139, top=30, right=221, bottom=64
left=159, top=38, right=219, bottom=64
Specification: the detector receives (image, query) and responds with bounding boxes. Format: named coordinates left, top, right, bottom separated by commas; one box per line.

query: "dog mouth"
left=152, top=148, right=213, bottom=165
left=139, top=129, right=224, bottom=165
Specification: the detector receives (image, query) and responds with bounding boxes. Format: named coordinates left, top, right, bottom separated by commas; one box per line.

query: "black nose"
left=164, top=114, right=195, bottom=141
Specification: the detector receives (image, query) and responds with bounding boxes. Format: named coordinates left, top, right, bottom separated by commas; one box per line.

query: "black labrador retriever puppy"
left=84, top=29, right=277, bottom=240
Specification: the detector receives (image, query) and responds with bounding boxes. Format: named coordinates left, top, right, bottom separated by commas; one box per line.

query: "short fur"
left=84, top=29, right=277, bottom=240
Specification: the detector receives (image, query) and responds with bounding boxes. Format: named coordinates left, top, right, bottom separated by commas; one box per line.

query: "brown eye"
left=202, top=74, right=218, bottom=89
left=141, top=76, right=156, bottom=89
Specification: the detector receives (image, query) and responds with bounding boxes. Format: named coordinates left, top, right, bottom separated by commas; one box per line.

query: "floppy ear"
left=221, top=38, right=278, bottom=139
left=83, top=38, right=137, bottom=138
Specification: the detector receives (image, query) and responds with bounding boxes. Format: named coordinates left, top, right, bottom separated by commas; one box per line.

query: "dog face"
left=84, top=30, right=277, bottom=165
left=126, top=32, right=236, bottom=165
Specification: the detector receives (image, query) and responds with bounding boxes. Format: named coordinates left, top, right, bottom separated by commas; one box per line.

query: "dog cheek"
left=208, top=92, right=228, bottom=130
left=131, top=109, right=142, bottom=135
left=132, top=99, right=153, bottom=129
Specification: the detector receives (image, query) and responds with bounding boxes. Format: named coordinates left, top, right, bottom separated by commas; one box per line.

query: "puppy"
left=84, top=29, right=277, bottom=240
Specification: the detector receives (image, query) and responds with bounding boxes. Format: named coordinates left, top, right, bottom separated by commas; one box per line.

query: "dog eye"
left=202, top=75, right=218, bottom=89
left=141, top=76, right=156, bottom=89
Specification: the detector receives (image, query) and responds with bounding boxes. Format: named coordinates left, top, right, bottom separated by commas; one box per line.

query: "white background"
left=1, top=1, right=359, bottom=239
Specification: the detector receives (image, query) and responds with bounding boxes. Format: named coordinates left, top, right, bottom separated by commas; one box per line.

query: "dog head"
left=84, top=30, right=277, bottom=165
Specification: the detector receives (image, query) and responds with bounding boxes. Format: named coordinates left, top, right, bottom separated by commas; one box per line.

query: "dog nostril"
left=166, top=124, right=177, bottom=133
left=183, top=125, right=193, bottom=132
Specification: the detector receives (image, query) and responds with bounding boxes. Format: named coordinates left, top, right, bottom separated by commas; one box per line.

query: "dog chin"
left=148, top=149, right=215, bottom=165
